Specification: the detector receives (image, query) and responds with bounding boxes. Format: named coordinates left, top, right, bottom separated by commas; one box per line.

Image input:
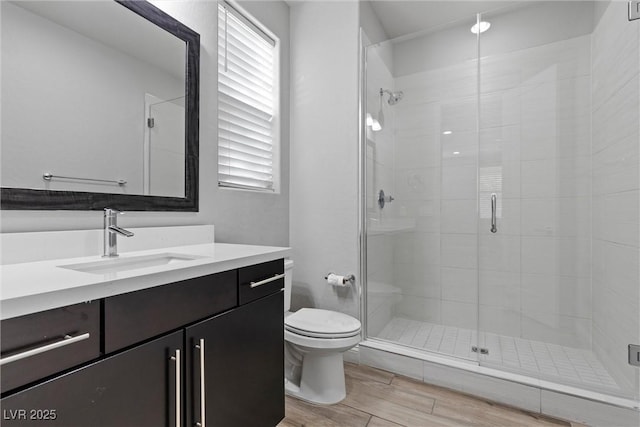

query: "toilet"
left=283, top=260, right=361, bottom=405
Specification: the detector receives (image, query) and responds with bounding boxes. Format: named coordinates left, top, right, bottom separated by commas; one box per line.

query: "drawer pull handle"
left=250, top=273, right=285, bottom=288
left=0, top=333, right=90, bottom=366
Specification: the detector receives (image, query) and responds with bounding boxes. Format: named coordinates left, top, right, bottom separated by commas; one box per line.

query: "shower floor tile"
left=376, top=317, right=621, bottom=393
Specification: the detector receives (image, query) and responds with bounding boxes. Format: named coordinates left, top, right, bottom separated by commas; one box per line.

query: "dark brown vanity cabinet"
left=0, top=259, right=285, bottom=427
left=186, top=290, right=284, bottom=427
left=1, top=330, right=183, bottom=426
left=103, top=270, right=238, bottom=353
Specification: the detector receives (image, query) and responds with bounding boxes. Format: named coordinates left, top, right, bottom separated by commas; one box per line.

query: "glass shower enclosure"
left=362, top=1, right=639, bottom=403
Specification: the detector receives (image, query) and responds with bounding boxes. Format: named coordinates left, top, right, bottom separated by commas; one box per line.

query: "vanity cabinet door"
left=186, top=290, right=284, bottom=427
left=1, top=331, right=183, bottom=427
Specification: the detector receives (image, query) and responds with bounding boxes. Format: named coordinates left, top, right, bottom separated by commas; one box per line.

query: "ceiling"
left=369, top=1, right=534, bottom=39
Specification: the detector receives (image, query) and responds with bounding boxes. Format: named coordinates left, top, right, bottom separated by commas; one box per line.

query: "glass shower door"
left=476, top=3, right=640, bottom=401
left=363, top=13, right=481, bottom=364
left=145, top=96, right=185, bottom=198
left=362, top=0, right=639, bottom=406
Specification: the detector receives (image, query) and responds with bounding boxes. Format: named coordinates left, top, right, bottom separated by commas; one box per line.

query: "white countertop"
left=0, top=243, right=290, bottom=320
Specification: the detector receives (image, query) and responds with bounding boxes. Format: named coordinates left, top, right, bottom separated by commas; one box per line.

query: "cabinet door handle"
left=250, top=273, right=285, bottom=288
left=195, top=339, right=206, bottom=427
left=171, top=349, right=181, bottom=427
left=0, top=332, right=90, bottom=366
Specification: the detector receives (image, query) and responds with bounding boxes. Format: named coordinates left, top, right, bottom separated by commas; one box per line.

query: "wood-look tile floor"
left=278, top=363, right=586, bottom=427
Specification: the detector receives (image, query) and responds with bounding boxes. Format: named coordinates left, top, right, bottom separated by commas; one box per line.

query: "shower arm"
left=379, top=88, right=403, bottom=105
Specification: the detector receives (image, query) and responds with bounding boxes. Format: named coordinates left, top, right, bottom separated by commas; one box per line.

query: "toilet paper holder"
left=324, top=273, right=356, bottom=285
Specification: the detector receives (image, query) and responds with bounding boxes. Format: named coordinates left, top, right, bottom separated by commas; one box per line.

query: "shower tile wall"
left=590, top=0, right=640, bottom=398
left=390, top=29, right=593, bottom=347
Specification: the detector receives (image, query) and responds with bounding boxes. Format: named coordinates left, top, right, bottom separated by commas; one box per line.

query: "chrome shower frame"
left=356, top=14, right=640, bottom=412
left=357, top=27, right=369, bottom=342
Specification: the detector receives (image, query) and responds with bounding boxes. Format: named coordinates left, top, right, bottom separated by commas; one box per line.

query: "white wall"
left=359, top=1, right=387, bottom=45
left=591, top=0, right=640, bottom=397
left=209, top=0, right=291, bottom=246
left=0, top=0, right=290, bottom=248
left=289, top=1, right=360, bottom=317
left=359, top=1, right=393, bottom=74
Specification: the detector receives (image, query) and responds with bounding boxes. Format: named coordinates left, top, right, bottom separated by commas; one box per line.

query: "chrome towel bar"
left=43, top=172, right=127, bottom=186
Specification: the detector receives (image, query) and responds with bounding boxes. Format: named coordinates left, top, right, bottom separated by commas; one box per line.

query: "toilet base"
left=285, top=352, right=347, bottom=405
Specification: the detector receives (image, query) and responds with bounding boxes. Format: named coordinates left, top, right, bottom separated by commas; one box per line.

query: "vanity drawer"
left=238, top=259, right=284, bottom=305
left=104, top=270, right=237, bottom=353
left=1, top=301, right=100, bottom=394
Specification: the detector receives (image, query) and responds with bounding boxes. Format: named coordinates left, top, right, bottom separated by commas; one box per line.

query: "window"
left=217, top=1, right=279, bottom=192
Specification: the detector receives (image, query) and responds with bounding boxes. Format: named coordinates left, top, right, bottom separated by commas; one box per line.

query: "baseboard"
left=343, top=344, right=360, bottom=364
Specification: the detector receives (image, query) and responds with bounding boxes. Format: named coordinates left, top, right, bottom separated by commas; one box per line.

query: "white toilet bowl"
left=283, top=261, right=361, bottom=405
left=284, top=308, right=361, bottom=404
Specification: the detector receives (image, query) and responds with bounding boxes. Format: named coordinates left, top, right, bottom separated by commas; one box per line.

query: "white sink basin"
left=59, top=253, right=205, bottom=275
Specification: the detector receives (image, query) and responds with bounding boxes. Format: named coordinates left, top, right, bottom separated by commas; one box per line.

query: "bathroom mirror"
left=0, top=0, right=200, bottom=211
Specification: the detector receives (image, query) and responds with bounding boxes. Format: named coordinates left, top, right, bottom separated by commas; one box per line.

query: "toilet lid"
left=285, top=308, right=361, bottom=338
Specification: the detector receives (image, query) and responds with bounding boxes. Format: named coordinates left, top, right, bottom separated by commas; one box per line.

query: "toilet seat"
left=285, top=308, right=361, bottom=339
left=285, top=328, right=361, bottom=351
left=286, top=324, right=360, bottom=339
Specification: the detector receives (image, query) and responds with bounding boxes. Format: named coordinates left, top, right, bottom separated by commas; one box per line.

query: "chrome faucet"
left=103, top=208, right=134, bottom=257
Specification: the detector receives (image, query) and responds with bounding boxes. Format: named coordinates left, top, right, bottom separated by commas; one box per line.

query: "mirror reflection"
left=1, top=1, right=187, bottom=198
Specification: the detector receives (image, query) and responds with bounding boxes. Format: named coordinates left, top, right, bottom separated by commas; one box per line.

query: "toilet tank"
left=284, top=259, right=293, bottom=312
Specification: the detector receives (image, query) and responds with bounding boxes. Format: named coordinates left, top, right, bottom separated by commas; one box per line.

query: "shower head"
left=380, top=88, right=404, bottom=105
left=373, top=88, right=404, bottom=132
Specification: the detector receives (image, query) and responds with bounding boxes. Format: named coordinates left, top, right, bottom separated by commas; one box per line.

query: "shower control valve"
left=378, top=189, right=394, bottom=209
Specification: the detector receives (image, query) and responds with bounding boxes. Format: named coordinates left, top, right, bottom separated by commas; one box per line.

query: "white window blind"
left=218, top=2, right=276, bottom=191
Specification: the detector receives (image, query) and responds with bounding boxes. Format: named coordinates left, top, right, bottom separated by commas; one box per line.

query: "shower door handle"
left=490, top=193, right=497, bottom=233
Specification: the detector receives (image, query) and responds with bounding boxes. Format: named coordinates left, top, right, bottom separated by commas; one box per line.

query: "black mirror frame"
left=0, top=0, right=199, bottom=212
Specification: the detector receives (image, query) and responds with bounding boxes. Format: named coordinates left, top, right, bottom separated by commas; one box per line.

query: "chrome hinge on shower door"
left=472, top=346, right=489, bottom=355
left=629, top=1, right=640, bottom=21
left=629, top=344, right=640, bottom=366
